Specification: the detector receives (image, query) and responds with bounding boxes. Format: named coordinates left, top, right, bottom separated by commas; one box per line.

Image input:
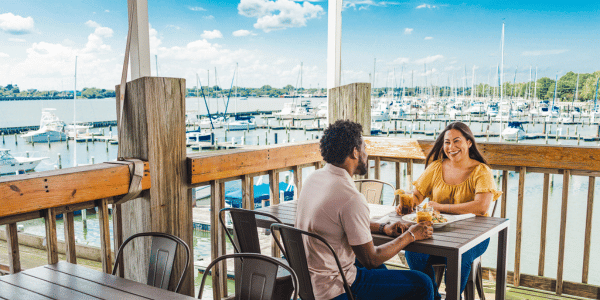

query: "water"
left=2, top=98, right=599, bottom=286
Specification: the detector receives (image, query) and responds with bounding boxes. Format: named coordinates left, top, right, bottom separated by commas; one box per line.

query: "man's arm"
left=351, top=222, right=433, bottom=269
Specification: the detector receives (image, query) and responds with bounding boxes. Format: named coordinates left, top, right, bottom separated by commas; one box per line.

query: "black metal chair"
left=112, top=232, right=190, bottom=293
left=354, top=179, right=397, bottom=205
left=198, top=253, right=299, bottom=300
left=433, top=198, right=500, bottom=300
left=270, top=223, right=355, bottom=300
left=219, top=208, right=294, bottom=300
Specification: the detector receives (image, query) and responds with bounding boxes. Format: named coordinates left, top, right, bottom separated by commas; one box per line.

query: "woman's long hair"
left=425, top=122, right=488, bottom=166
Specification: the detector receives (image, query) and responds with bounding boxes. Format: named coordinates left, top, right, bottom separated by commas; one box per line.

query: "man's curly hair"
left=320, top=120, right=363, bottom=165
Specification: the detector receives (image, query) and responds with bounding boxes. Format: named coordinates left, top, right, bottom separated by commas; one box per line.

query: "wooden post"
left=6, top=223, right=21, bottom=273
left=116, top=77, right=193, bottom=295
left=98, top=198, right=113, bottom=274
left=63, top=211, right=77, bottom=264
left=514, top=166, right=526, bottom=287
left=293, top=165, right=302, bottom=196
left=269, top=170, right=281, bottom=258
left=556, top=169, right=570, bottom=295
left=210, top=180, right=225, bottom=299
left=113, top=203, right=125, bottom=277
left=44, top=208, right=59, bottom=265
left=242, top=175, right=254, bottom=210
left=538, top=173, right=550, bottom=276
left=501, top=170, right=508, bottom=218
left=582, top=176, right=594, bottom=283
left=328, top=83, right=371, bottom=136
left=374, top=156, right=381, bottom=179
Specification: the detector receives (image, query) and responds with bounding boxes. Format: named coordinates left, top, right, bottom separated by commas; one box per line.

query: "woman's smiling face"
left=443, top=129, right=472, bottom=162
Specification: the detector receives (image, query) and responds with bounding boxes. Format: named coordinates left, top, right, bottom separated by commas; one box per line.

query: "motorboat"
left=502, top=121, right=526, bottom=140
left=186, top=130, right=212, bottom=142
left=274, top=101, right=315, bottom=120
left=468, top=102, right=485, bottom=116
left=21, top=108, right=67, bottom=143
left=486, top=104, right=499, bottom=118
left=226, top=115, right=256, bottom=131
left=197, top=117, right=224, bottom=129
left=316, top=103, right=328, bottom=119
left=0, top=149, right=47, bottom=175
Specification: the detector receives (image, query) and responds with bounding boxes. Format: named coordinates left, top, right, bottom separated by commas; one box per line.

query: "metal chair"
left=433, top=197, right=500, bottom=300
left=112, top=232, right=190, bottom=293
left=270, top=223, right=355, bottom=300
left=198, top=253, right=299, bottom=300
left=219, top=208, right=294, bottom=300
left=354, top=179, right=396, bottom=205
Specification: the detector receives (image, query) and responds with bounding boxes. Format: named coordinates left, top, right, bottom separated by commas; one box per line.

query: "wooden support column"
left=374, top=157, right=381, bottom=179
left=98, top=198, right=112, bottom=274
left=63, top=212, right=77, bottom=264
left=328, top=83, right=371, bottom=136
left=501, top=170, right=508, bottom=218
left=293, top=166, right=302, bottom=197
left=269, top=170, right=281, bottom=258
left=116, top=77, right=192, bottom=295
left=582, top=176, right=594, bottom=283
left=6, top=223, right=21, bottom=273
left=242, top=174, right=254, bottom=210
left=407, top=159, right=413, bottom=191
left=44, top=208, right=58, bottom=265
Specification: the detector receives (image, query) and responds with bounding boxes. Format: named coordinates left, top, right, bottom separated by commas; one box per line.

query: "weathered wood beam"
left=98, top=198, right=112, bottom=274
left=6, top=223, right=20, bottom=273
left=63, top=212, right=77, bottom=264
left=44, top=208, right=58, bottom=265
left=0, top=162, right=150, bottom=218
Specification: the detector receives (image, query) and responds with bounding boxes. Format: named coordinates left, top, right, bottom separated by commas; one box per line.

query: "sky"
left=0, top=0, right=599, bottom=91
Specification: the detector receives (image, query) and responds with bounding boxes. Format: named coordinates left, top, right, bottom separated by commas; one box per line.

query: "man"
left=296, top=120, right=435, bottom=300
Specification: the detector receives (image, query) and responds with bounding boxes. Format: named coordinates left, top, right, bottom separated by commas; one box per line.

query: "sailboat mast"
left=499, top=22, right=505, bottom=139
left=373, top=58, right=376, bottom=92
left=534, top=67, right=538, bottom=101
left=196, top=74, right=200, bottom=121
left=472, top=66, right=475, bottom=101
left=574, top=73, right=579, bottom=103
left=552, top=74, right=558, bottom=108
left=528, top=66, right=532, bottom=100
left=235, top=63, right=238, bottom=115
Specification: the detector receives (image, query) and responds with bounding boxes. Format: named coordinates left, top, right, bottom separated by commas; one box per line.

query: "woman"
left=399, top=121, right=501, bottom=300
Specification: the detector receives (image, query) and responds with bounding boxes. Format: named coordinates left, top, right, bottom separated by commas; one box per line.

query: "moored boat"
left=0, top=149, right=47, bottom=175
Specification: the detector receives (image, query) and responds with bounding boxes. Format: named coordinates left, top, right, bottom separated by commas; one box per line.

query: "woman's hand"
left=383, top=221, right=409, bottom=237
left=408, top=222, right=433, bottom=241
left=427, top=201, right=443, bottom=212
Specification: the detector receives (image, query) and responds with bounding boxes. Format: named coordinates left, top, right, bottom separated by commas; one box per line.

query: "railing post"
left=210, top=180, right=225, bottom=299
left=556, top=169, right=570, bottom=295
left=501, top=170, right=508, bottom=218
left=269, top=170, right=281, bottom=258
left=582, top=176, right=595, bottom=284
left=513, top=166, right=526, bottom=287
left=98, top=198, right=113, bottom=274
left=374, top=156, right=381, bottom=179
left=407, top=159, right=414, bottom=191
left=113, top=203, right=125, bottom=277
left=6, top=223, right=21, bottom=273
left=63, top=211, right=77, bottom=264
left=395, top=162, right=401, bottom=206
left=538, top=173, right=550, bottom=276
left=293, top=165, right=302, bottom=196
left=44, top=208, right=59, bottom=265
left=242, top=174, right=254, bottom=210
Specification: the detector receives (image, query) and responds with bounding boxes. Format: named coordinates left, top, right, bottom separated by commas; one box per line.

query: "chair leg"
left=433, top=265, right=445, bottom=291
left=475, top=260, right=485, bottom=300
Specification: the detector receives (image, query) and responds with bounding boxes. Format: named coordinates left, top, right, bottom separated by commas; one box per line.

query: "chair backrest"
left=270, top=223, right=355, bottom=300
left=113, top=232, right=190, bottom=292
left=219, top=208, right=283, bottom=254
left=198, top=253, right=298, bottom=300
left=354, top=179, right=395, bottom=205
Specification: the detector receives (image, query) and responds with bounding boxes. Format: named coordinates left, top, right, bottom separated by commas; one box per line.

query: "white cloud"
left=424, top=36, right=433, bottom=40
left=201, top=30, right=223, bottom=39
left=166, top=25, right=181, bottom=30
left=238, top=0, right=324, bottom=32
left=343, top=0, right=401, bottom=10
left=0, top=13, right=35, bottom=35
left=0, top=52, right=9, bottom=58
left=404, top=28, right=413, bottom=34
left=85, top=20, right=101, bottom=28
left=104, top=9, right=110, bottom=13
left=188, top=6, right=206, bottom=11
left=393, top=57, right=410, bottom=64
left=204, top=15, right=215, bottom=20
left=416, top=3, right=437, bottom=9
left=233, top=29, right=257, bottom=37
left=82, top=21, right=114, bottom=53
left=149, top=24, right=162, bottom=55
left=9, top=38, right=26, bottom=42
left=521, top=49, right=568, bottom=56
left=414, top=54, right=444, bottom=64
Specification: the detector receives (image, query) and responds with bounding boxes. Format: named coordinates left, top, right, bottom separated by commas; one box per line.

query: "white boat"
left=502, top=122, right=526, bottom=140
left=21, top=108, right=67, bottom=143
left=0, top=149, right=47, bottom=175
left=371, top=99, right=391, bottom=121
left=226, top=119, right=256, bottom=131
left=316, top=103, right=328, bottom=119
left=274, top=101, right=315, bottom=120
left=197, top=117, right=224, bottom=129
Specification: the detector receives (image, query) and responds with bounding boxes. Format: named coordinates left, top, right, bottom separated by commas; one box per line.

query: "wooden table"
left=255, top=201, right=510, bottom=300
left=0, top=261, right=196, bottom=300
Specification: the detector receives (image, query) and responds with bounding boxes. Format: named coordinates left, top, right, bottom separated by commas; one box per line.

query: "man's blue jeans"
left=332, top=260, right=434, bottom=300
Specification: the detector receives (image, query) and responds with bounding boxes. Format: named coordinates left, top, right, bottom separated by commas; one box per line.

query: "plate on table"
left=401, top=213, right=456, bottom=228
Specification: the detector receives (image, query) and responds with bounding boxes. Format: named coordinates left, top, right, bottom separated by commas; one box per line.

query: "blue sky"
left=0, top=0, right=598, bottom=91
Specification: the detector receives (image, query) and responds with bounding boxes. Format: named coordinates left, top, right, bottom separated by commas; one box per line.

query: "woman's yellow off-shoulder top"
left=413, top=160, right=502, bottom=215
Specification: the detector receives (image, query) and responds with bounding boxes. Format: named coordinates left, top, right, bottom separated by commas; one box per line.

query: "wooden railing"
left=0, top=162, right=151, bottom=276
left=1, top=138, right=598, bottom=299
left=188, top=137, right=600, bottom=299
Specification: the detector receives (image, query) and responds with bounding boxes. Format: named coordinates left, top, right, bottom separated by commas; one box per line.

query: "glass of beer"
left=416, top=203, right=433, bottom=223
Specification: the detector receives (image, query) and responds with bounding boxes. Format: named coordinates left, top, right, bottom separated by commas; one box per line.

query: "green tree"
left=536, top=77, right=555, bottom=100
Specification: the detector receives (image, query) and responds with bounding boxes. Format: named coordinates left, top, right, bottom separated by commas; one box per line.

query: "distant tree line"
left=0, top=85, right=116, bottom=99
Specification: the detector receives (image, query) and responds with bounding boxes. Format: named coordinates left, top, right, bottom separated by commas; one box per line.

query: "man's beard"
left=356, top=158, right=368, bottom=176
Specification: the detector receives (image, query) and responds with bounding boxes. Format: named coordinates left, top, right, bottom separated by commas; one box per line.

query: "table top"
left=0, top=261, right=196, bottom=300
left=256, top=201, right=510, bottom=257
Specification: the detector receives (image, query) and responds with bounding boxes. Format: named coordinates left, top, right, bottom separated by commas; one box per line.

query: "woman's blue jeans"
left=405, top=238, right=490, bottom=300
left=332, top=260, right=434, bottom=300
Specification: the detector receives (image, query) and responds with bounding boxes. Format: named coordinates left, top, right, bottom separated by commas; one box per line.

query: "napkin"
left=367, top=204, right=396, bottom=221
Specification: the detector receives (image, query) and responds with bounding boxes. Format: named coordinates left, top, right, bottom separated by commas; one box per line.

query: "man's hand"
left=383, top=221, right=409, bottom=237
left=408, top=221, right=433, bottom=241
